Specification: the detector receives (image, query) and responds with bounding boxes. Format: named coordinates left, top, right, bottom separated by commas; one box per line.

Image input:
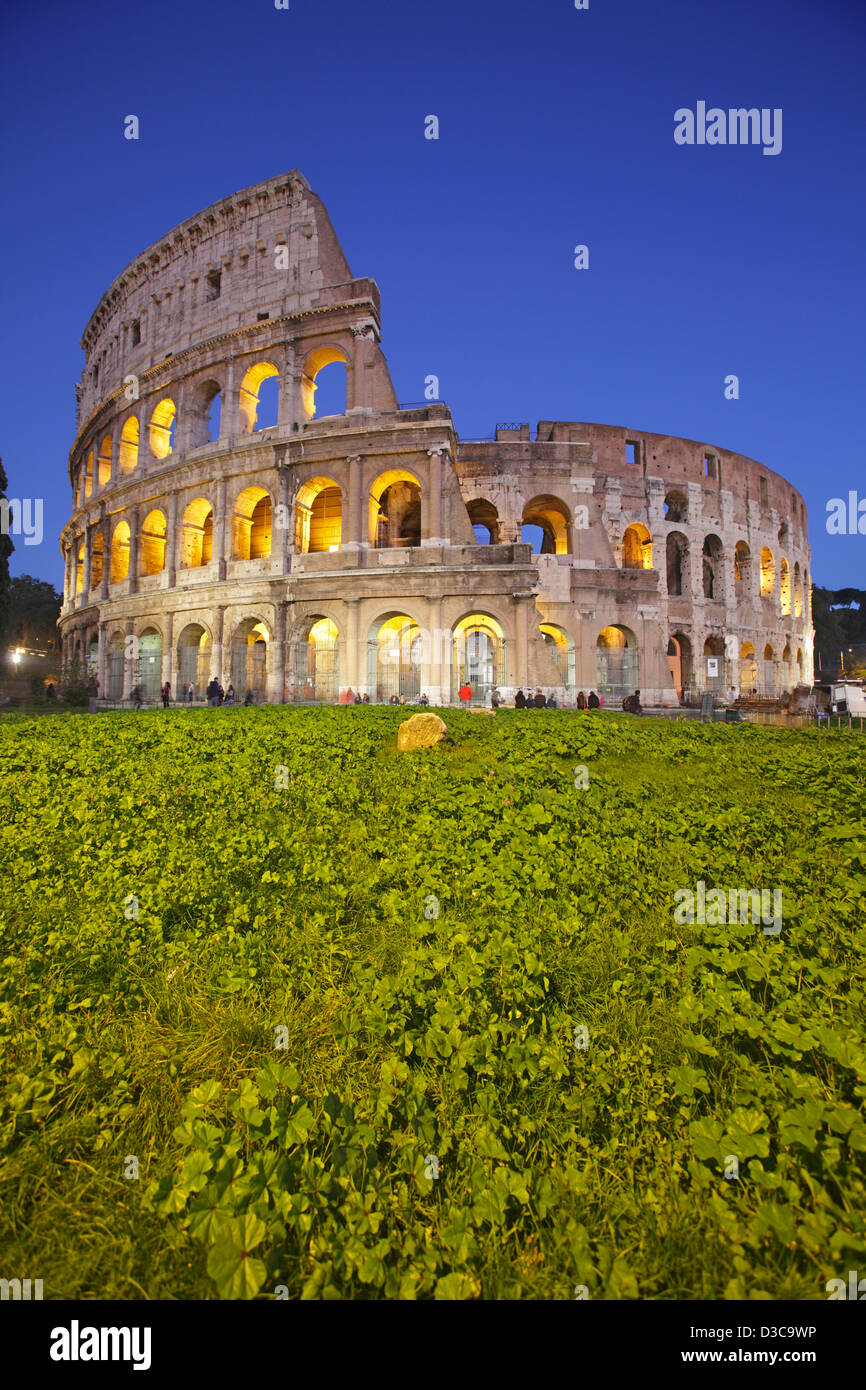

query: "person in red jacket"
left=458, top=682, right=472, bottom=703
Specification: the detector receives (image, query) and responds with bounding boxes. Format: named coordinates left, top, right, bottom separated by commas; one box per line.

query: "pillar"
left=82, top=525, right=92, bottom=600
left=277, top=464, right=291, bottom=572
left=123, top=618, right=136, bottom=697
left=166, top=492, right=179, bottom=586
left=515, top=596, right=530, bottom=690
left=222, top=360, right=235, bottom=439
left=214, top=478, right=228, bottom=578
left=269, top=601, right=288, bottom=703
left=97, top=621, right=107, bottom=699
left=341, top=597, right=361, bottom=694
left=162, top=612, right=174, bottom=693
left=212, top=605, right=226, bottom=687
left=128, top=509, right=140, bottom=593
left=424, top=596, right=445, bottom=706
left=100, top=511, right=111, bottom=600
left=345, top=455, right=363, bottom=549
left=424, top=449, right=444, bottom=547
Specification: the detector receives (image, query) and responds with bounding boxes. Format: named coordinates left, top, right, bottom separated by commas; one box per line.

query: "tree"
left=7, top=575, right=61, bottom=651
left=0, top=457, right=13, bottom=652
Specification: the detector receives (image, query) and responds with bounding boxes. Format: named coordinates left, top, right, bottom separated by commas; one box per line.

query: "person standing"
left=458, top=682, right=472, bottom=704
left=186, top=682, right=194, bottom=704
left=576, top=691, right=586, bottom=710
left=588, top=690, right=600, bottom=709
left=161, top=682, right=171, bottom=708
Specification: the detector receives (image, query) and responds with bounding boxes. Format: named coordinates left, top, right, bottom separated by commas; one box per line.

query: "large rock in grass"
left=397, top=712, right=448, bottom=751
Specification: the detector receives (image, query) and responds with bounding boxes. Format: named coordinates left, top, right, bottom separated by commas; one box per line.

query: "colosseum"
left=58, top=170, right=813, bottom=708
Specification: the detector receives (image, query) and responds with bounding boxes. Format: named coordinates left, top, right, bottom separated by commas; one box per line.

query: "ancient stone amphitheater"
left=59, top=170, right=813, bottom=707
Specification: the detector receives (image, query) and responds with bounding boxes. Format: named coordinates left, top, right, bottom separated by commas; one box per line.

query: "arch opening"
left=370, top=470, right=422, bottom=549
left=521, top=495, right=571, bottom=555
left=596, top=625, right=638, bottom=699
left=177, top=623, right=211, bottom=699
left=468, top=499, right=501, bottom=546
left=666, top=531, right=688, bottom=596
left=180, top=498, right=214, bottom=569
left=140, top=510, right=167, bottom=576
left=290, top=616, right=340, bottom=702
left=110, top=521, right=130, bottom=584
left=230, top=619, right=269, bottom=701
left=623, top=522, right=653, bottom=570
left=233, top=487, right=272, bottom=560
left=239, top=362, right=279, bottom=433
left=295, top=477, right=342, bottom=553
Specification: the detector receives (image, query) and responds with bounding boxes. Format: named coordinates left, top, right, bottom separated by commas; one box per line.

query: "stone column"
left=222, top=359, right=235, bottom=439
left=166, top=491, right=179, bottom=586
left=277, top=462, right=291, bottom=572
left=212, top=605, right=226, bottom=687
left=424, top=448, right=444, bottom=547
left=514, top=595, right=530, bottom=691
left=139, top=400, right=150, bottom=468
left=345, top=455, right=363, bottom=549
left=214, top=477, right=228, bottom=578
left=128, top=509, right=140, bottom=593
left=425, top=596, right=445, bottom=706
left=269, top=601, right=288, bottom=703
left=100, top=510, right=111, bottom=600
left=123, top=618, right=136, bottom=697
left=341, top=597, right=361, bottom=695
left=97, top=620, right=108, bottom=699
left=82, top=524, right=92, bottom=599
left=162, top=612, right=174, bottom=694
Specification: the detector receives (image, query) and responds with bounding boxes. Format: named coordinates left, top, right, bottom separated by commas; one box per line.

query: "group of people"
left=514, top=688, right=560, bottom=709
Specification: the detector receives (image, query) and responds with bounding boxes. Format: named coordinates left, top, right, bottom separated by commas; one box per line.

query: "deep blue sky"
left=1, top=0, right=864, bottom=592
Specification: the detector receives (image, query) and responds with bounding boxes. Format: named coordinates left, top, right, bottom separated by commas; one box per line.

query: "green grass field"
left=0, top=706, right=864, bottom=1299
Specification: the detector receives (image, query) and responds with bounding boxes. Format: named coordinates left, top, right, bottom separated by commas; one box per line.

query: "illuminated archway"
left=233, top=487, right=272, bottom=560
left=149, top=399, right=177, bottom=460
left=176, top=623, right=212, bottom=699
left=110, top=520, right=130, bottom=584
left=540, top=622, right=575, bottom=691
left=295, top=477, right=342, bottom=553
left=75, top=540, right=84, bottom=595
left=136, top=628, right=163, bottom=702
left=793, top=563, right=803, bottom=618
left=369, top=470, right=422, bottom=549
left=740, top=641, right=757, bottom=693
left=231, top=619, right=269, bottom=700
left=667, top=632, right=693, bottom=698
left=760, top=546, right=774, bottom=598
left=453, top=614, right=505, bottom=703
left=90, top=531, right=104, bottom=589
left=140, top=510, right=167, bottom=576
left=521, top=495, right=572, bottom=555
left=301, top=347, right=349, bottom=421
left=238, top=362, right=279, bottom=433
left=622, top=523, right=653, bottom=570
left=97, top=435, right=112, bottom=487
left=596, top=625, right=638, bottom=698
left=119, top=417, right=139, bottom=476
left=368, top=613, right=423, bottom=702
left=290, top=616, right=340, bottom=702
left=763, top=643, right=777, bottom=696
left=703, top=634, right=725, bottom=691
left=180, top=498, right=214, bottom=569
left=780, top=558, right=791, bottom=615
left=83, top=450, right=93, bottom=501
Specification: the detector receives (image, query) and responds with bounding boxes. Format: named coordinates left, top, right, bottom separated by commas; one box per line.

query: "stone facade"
left=59, top=171, right=813, bottom=707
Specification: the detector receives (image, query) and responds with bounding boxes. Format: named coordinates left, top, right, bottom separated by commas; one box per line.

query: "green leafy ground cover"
left=0, top=706, right=864, bottom=1299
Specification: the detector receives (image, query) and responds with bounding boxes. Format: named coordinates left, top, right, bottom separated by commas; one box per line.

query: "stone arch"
left=301, top=346, right=350, bottom=422
left=106, top=631, right=125, bottom=700
left=239, top=361, right=279, bottom=433
left=140, top=509, right=167, bottom=575
left=83, top=450, right=94, bottom=501
left=229, top=617, right=270, bottom=700
left=666, top=531, right=689, bottom=596
left=667, top=632, right=693, bottom=697
left=136, top=626, right=163, bottom=702
left=622, top=522, right=653, bottom=570
left=453, top=613, right=506, bottom=703
left=734, top=541, right=751, bottom=601
left=367, top=609, right=425, bottom=702
left=188, top=377, right=222, bottom=449
left=295, top=475, right=343, bottom=553
left=760, top=546, right=774, bottom=598
left=794, top=562, right=803, bottom=618
left=110, top=520, right=130, bottom=584
left=119, top=416, right=139, bottom=476
left=97, top=434, right=112, bottom=487
left=740, top=640, right=757, bottom=692
left=702, top=534, right=724, bottom=600
left=467, top=498, right=501, bottom=545
left=180, top=497, right=214, bottom=568
left=369, top=468, right=422, bottom=548
left=596, top=624, right=639, bottom=699
left=763, top=643, right=777, bottom=696
left=289, top=613, right=341, bottom=702
left=780, top=557, right=791, bottom=615
left=703, top=633, right=725, bottom=691
left=176, top=622, right=212, bottom=698
left=664, top=489, right=688, bottom=523
left=540, top=622, right=575, bottom=692
left=149, top=398, right=177, bottom=460
left=232, top=485, right=272, bottom=560
left=75, top=539, right=84, bottom=595
left=521, top=494, right=572, bottom=555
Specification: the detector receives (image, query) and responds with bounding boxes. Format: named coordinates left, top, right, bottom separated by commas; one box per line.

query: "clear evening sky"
left=1, top=0, right=863, bottom=591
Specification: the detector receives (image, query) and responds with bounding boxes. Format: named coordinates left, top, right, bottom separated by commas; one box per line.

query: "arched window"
left=149, top=399, right=177, bottom=459
left=119, top=417, right=139, bottom=476
left=301, top=348, right=349, bottom=421
left=622, top=523, right=653, bottom=570
left=136, top=628, right=163, bottom=703
left=540, top=623, right=575, bottom=691
left=734, top=541, right=751, bottom=601
left=467, top=499, right=501, bottom=545
left=667, top=632, right=693, bottom=697
left=521, top=495, right=572, bottom=555
left=666, top=532, right=688, bottom=596
left=793, top=563, right=803, bottom=618
left=180, top=498, right=214, bottom=568
left=763, top=644, right=776, bottom=696
left=703, top=634, right=725, bottom=691
left=97, top=435, right=112, bottom=487
left=702, top=535, right=724, bottom=600
left=369, top=470, right=422, bottom=549
left=740, top=641, right=757, bottom=692
left=760, top=547, right=774, bottom=598
left=110, top=520, right=130, bottom=583
left=370, top=614, right=423, bottom=702
left=83, top=450, right=94, bottom=500
left=106, top=633, right=125, bottom=700
left=664, top=490, right=688, bottom=523
left=295, top=477, right=342, bottom=553
left=780, top=558, right=791, bottom=615
left=75, top=540, right=84, bottom=595
left=239, top=362, right=279, bottom=432
left=140, top=510, right=167, bottom=575
left=233, top=487, right=272, bottom=560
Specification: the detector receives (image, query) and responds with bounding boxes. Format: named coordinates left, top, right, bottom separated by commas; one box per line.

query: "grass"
left=0, top=707, right=864, bottom=1299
